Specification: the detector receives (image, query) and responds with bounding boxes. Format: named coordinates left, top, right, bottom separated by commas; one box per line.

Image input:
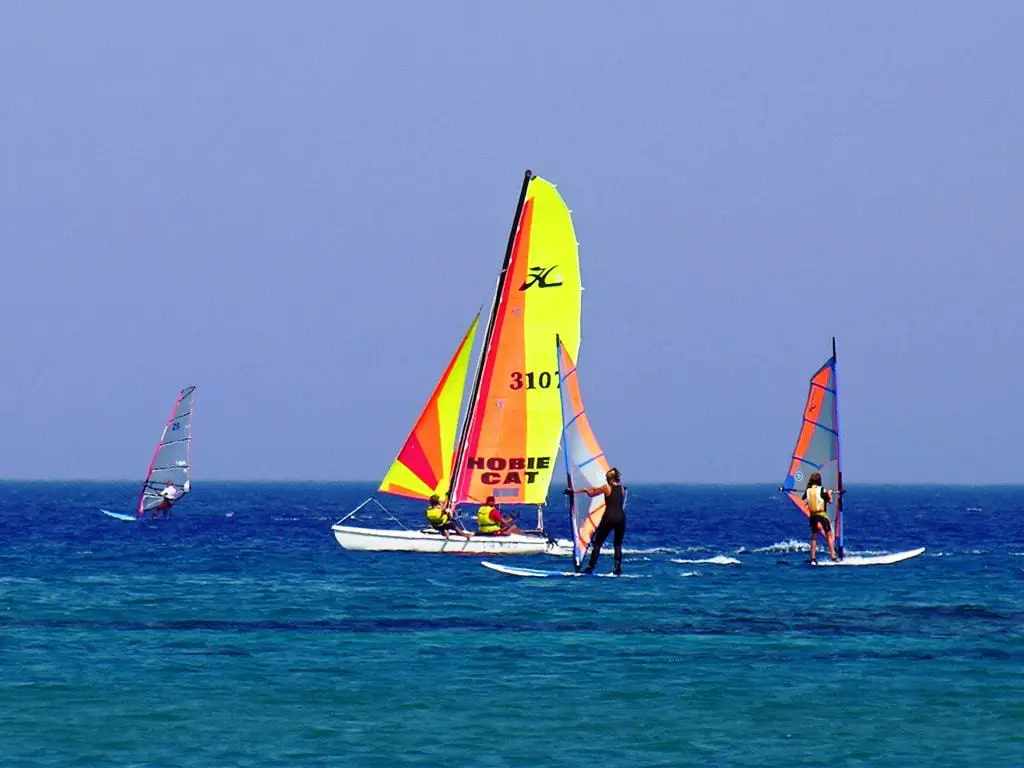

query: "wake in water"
left=670, top=555, right=741, bottom=566
left=748, top=539, right=810, bottom=554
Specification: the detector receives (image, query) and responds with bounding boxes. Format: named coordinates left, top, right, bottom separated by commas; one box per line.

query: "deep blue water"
left=1, top=482, right=1022, bottom=767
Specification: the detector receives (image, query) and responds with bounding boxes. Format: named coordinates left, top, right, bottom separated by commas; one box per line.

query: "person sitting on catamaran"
left=152, top=482, right=179, bottom=519
left=425, top=495, right=472, bottom=540
left=476, top=496, right=521, bottom=535
left=570, top=467, right=627, bottom=575
left=803, top=472, right=838, bottom=563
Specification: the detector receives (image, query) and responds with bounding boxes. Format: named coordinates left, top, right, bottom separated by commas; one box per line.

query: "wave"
left=678, top=571, right=699, bottom=578
left=620, top=546, right=682, bottom=555
left=670, top=556, right=741, bottom=566
left=751, top=539, right=810, bottom=554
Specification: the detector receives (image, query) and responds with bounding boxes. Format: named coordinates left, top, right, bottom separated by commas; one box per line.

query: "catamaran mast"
left=833, top=336, right=844, bottom=559
left=444, top=169, right=534, bottom=512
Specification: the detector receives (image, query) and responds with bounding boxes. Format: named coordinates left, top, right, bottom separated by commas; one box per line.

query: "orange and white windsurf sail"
left=781, top=337, right=844, bottom=551
left=449, top=171, right=582, bottom=506
left=378, top=315, right=479, bottom=500
left=556, top=337, right=611, bottom=568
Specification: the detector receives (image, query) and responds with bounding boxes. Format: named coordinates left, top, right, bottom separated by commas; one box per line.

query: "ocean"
left=1, top=482, right=1021, bottom=767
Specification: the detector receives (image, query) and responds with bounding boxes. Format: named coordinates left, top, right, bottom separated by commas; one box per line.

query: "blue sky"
left=1, top=2, right=1021, bottom=482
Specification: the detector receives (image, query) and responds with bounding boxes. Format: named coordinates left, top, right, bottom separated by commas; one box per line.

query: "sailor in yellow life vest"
left=476, top=496, right=521, bottom=535
left=425, top=495, right=472, bottom=540
left=803, top=472, right=838, bottom=563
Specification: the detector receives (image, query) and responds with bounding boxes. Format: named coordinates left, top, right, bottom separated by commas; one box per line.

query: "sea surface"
left=1, top=482, right=1022, bottom=767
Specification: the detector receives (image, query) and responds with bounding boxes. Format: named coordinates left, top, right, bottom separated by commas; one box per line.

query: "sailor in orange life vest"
left=475, top=496, right=522, bottom=535
left=803, top=472, right=838, bottom=563
left=424, top=495, right=472, bottom=540
left=567, top=468, right=627, bottom=575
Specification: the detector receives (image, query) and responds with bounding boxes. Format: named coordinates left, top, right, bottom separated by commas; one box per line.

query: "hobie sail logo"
left=465, top=455, right=552, bottom=485
left=519, top=266, right=562, bottom=290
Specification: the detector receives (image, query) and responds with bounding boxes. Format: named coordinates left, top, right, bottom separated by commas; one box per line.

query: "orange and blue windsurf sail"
left=137, top=386, right=195, bottom=516
left=379, top=315, right=479, bottom=501
left=449, top=171, right=582, bottom=506
left=781, top=338, right=843, bottom=550
left=556, top=337, right=611, bottom=569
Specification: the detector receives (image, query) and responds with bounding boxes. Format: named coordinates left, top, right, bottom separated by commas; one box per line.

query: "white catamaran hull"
left=331, top=525, right=571, bottom=555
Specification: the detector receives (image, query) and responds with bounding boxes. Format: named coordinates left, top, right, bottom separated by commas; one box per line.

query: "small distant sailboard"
left=101, top=509, right=137, bottom=522
left=781, top=339, right=923, bottom=566
left=481, top=337, right=623, bottom=578
left=102, top=386, right=196, bottom=520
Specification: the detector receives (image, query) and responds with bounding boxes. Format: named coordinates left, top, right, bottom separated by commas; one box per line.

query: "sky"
left=1, top=2, right=1021, bottom=483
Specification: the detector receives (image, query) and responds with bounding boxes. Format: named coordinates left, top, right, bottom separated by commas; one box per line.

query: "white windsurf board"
left=812, top=547, right=925, bottom=567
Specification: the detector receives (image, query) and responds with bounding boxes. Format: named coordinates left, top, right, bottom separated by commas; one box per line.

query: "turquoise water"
left=1, top=482, right=1022, bottom=766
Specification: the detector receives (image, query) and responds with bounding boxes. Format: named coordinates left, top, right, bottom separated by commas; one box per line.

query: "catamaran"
left=332, top=170, right=582, bottom=555
left=781, top=340, right=923, bottom=566
left=482, top=337, right=617, bottom=578
left=101, top=386, right=195, bottom=521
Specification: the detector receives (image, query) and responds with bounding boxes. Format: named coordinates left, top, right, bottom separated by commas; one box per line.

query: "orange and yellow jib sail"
left=378, top=315, right=479, bottom=500
left=451, top=172, right=582, bottom=505
left=556, top=337, right=611, bottom=568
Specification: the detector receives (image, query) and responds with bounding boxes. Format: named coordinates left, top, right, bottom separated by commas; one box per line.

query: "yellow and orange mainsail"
left=378, top=315, right=479, bottom=500
left=450, top=172, right=582, bottom=506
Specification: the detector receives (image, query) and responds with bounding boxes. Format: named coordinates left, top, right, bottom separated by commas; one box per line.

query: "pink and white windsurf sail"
left=137, top=386, right=196, bottom=516
left=556, top=337, right=612, bottom=569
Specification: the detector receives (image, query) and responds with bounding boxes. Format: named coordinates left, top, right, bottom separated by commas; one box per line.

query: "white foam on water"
left=670, top=555, right=741, bottom=566
left=752, top=539, right=810, bottom=554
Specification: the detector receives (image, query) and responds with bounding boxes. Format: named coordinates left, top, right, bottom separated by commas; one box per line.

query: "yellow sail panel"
left=453, top=176, right=582, bottom=505
left=379, top=315, right=479, bottom=500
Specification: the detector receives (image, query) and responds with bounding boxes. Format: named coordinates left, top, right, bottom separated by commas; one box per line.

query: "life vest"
left=477, top=505, right=501, bottom=534
left=425, top=504, right=448, bottom=526
left=806, top=485, right=827, bottom=515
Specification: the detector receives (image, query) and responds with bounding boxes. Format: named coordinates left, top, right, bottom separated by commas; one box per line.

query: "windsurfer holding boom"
left=803, top=472, right=838, bottom=563
left=568, top=467, right=627, bottom=575
left=152, top=481, right=179, bottom=519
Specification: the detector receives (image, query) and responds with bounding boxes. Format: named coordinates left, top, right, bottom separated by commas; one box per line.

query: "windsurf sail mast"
left=556, top=336, right=611, bottom=570
left=137, top=386, right=196, bottom=517
left=781, top=341, right=841, bottom=540
left=447, top=171, right=583, bottom=509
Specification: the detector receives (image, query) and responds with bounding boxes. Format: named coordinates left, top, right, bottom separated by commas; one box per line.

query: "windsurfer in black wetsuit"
left=569, top=468, right=627, bottom=575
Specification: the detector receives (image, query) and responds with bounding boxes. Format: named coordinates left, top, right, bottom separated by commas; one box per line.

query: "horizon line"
left=1, top=478, right=1022, bottom=487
